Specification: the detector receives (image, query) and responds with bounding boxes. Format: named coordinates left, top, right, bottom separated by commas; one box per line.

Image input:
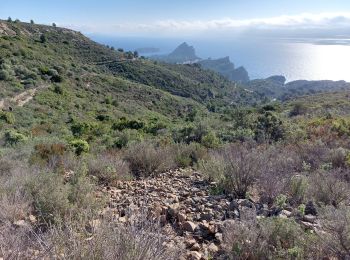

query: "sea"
left=90, top=35, right=350, bottom=82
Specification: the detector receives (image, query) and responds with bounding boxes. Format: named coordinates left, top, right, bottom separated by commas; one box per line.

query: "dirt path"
left=0, top=85, right=47, bottom=110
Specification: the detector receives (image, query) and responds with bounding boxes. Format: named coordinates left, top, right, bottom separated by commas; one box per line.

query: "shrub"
left=4, top=130, right=27, bottom=146
left=113, top=136, right=128, bottom=149
left=221, top=217, right=321, bottom=259
left=173, top=142, right=208, bottom=168
left=201, top=131, right=220, bottom=148
left=320, top=206, right=350, bottom=259
left=254, top=111, right=285, bottom=143
left=112, top=118, right=144, bottom=131
left=71, top=121, right=97, bottom=138
left=0, top=112, right=15, bottom=124
left=0, top=69, right=10, bottom=81
left=43, top=216, right=182, bottom=260
left=308, top=169, right=350, bottom=207
left=275, top=194, right=287, bottom=208
left=53, top=84, right=65, bottom=95
left=30, top=143, right=67, bottom=168
left=288, top=175, right=308, bottom=205
left=87, top=154, right=131, bottom=184
left=289, top=102, right=307, bottom=117
left=40, top=34, right=47, bottom=43
left=69, top=139, right=90, bottom=155
left=256, top=145, right=301, bottom=204
left=26, top=171, right=70, bottom=225
left=200, top=143, right=264, bottom=198
left=124, top=142, right=174, bottom=177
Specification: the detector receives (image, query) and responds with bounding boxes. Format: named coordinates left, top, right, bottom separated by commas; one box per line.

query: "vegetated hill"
left=2, top=20, right=350, bottom=260
left=0, top=20, right=260, bottom=146
left=285, top=90, right=350, bottom=118
left=247, top=75, right=350, bottom=101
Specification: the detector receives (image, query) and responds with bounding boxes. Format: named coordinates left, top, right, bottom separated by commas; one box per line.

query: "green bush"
left=112, top=118, right=144, bottom=131
left=173, top=142, right=207, bottom=168
left=255, top=111, right=285, bottom=143
left=0, top=69, right=10, bottom=81
left=201, top=131, right=220, bottom=148
left=71, top=122, right=98, bottom=138
left=4, top=130, right=27, bottom=146
left=289, top=175, right=308, bottom=205
left=0, top=112, right=15, bottom=124
left=69, top=139, right=90, bottom=155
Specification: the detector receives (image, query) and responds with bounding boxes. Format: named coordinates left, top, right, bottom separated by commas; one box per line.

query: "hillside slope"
left=0, top=20, right=261, bottom=146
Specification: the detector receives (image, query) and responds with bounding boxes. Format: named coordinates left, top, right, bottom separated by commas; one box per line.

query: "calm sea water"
left=91, top=35, right=350, bottom=82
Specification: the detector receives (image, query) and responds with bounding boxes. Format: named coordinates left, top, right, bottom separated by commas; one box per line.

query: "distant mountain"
left=152, top=42, right=200, bottom=64
left=198, top=57, right=249, bottom=82
left=151, top=43, right=249, bottom=82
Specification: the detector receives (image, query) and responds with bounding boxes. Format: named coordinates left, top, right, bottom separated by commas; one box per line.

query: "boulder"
left=208, top=243, right=219, bottom=253
left=186, top=251, right=202, bottom=260
left=182, top=221, right=197, bottom=232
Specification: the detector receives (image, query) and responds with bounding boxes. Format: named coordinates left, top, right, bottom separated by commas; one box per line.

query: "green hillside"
left=1, top=20, right=350, bottom=260
left=0, top=20, right=263, bottom=149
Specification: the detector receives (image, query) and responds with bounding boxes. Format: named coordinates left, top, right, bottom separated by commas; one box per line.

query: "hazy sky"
left=2, top=0, right=350, bottom=37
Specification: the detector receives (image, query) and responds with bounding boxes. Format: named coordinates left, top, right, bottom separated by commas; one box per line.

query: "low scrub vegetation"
left=1, top=20, right=350, bottom=259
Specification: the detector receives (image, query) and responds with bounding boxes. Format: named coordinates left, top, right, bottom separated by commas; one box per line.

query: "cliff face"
left=151, top=42, right=200, bottom=64
left=151, top=44, right=250, bottom=82
left=168, top=42, right=200, bottom=63
left=199, top=57, right=249, bottom=82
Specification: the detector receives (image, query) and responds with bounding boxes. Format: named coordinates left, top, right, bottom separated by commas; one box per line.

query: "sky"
left=1, top=0, right=350, bottom=37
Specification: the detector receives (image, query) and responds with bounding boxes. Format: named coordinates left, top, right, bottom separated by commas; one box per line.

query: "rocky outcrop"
left=151, top=43, right=250, bottom=82
left=152, top=42, right=200, bottom=64
left=199, top=57, right=249, bottom=82
left=99, top=169, right=320, bottom=259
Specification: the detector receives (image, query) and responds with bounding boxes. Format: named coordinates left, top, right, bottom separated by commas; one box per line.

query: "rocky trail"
left=98, top=169, right=320, bottom=260
left=0, top=85, right=47, bottom=110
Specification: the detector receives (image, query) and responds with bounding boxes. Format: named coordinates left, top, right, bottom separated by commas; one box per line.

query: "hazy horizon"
left=3, top=0, right=350, bottom=82
left=2, top=0, right=350, bottom=39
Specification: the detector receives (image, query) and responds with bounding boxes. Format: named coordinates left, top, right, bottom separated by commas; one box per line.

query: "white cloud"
left=147, top=12, right=350, bottom=31
left=64, top=12, right=350, bottom=35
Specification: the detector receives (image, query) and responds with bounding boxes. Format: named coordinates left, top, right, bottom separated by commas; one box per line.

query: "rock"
left=28, top=214, right=37, bottom=224
left=178, top=213, right=187, bottom=223
left=238, top=199, right=255, bottom=208
left=280, top=210, right=292, bottom=218
left=13, top=220, right=29, bottom=228
left=118, top=217, right=127, bottom=223
left=159, top=215, right=167, bottom=225
left=200, top=212, right=213, bottom=221
left=305, top=201, right=317, bottom=216
left=168, top=203, right=180, bottom=218
left=185, top=238, right=197, bottom=248
left=300, top=221, right=316, bottom=230
left=229, top=200, right=239, bottom=211
left=191, top=243, right=201, bottom=251
left=186, top=251, right=202, bottom=260
left=303, top=214, right=317, bottom=223
left=208, top=243, right=219, bottom=253
left=215, top=232, right=223, bottom=243
left=182, top=221, right=197, bottom=232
